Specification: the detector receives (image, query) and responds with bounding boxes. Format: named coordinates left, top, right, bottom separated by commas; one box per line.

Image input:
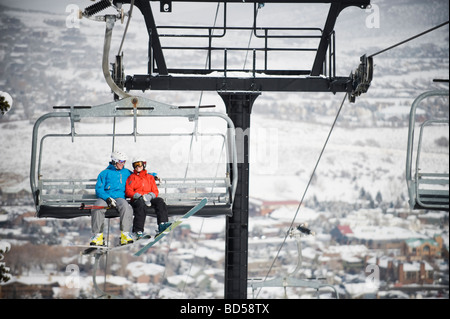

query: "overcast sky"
left=0, top=0, right=74, bottom=14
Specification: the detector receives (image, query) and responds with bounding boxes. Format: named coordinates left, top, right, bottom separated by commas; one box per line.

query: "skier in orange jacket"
left=125, top=157, right=171, bottom=239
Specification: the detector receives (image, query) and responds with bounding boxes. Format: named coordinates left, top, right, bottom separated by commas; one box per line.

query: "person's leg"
left=116, top=198, right=134, bottom=245
left=151, top=197, right=169, bottom=225
left=131, top=197, right=147, bottom=233
left=91, top=198, right=107, bottom=233
left=116, top=198, right=133, bottom=232
left=90, top=198, right=107, bottom=245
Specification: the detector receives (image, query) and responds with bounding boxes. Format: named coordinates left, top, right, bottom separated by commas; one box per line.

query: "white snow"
left=126, top=261, right=165, bottom=278
left=350, top=226, right=427, bottom=241
left=0, top=241, right=11, bottom=254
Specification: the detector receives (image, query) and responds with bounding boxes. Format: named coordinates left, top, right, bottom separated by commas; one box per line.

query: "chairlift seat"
left=30, top=96, right=238, bottom=219
left=413, top=173, right=449, bottom=210
left=406, top=89, right=449, bottom=211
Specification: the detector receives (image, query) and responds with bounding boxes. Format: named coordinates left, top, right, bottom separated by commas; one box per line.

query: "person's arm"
left=95, top=171, right=110, bottom=201
left=125, top=175, right=135, bottom=199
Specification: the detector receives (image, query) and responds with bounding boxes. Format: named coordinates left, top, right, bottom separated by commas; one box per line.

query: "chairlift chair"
left=406, top=89, right=449, bottom=211
left=30, top=96, right=238, bottom=219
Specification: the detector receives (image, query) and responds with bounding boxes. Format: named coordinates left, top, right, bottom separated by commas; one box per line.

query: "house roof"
left=261, top=200, right=300, bottom=206
left=337, top=225, right=353, bottom=235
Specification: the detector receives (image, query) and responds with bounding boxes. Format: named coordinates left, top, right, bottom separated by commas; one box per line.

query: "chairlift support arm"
left=108, top=0, right=370, bottom=93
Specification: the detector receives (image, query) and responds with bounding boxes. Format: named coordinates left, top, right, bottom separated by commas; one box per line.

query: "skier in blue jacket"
left=90, top=150, right=134, bottom=246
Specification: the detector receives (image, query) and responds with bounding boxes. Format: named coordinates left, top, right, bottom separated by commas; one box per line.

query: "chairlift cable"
left=255, top=92, right=348, bottom=298
left=184, top=3, right=221, bottom=181
left=103, top=218, right=112, bottom=293
left=155, top=229, right=176, bottom=297
left=180, top=217, right=205, bottom=298
left=164, top=112, right=225, bottom=296
left=194, top=2, right=221, bottom=115
left=196, top=2, right=221, bottom=108
left=243, top=3, right=261, bottom=70
left=180, top=138, right=227, bottom=297
left=117, top=0, right=135, bottom=56
left=102, top=115, right=119, bottom=291
left=368, top=20, right=449, bottom=58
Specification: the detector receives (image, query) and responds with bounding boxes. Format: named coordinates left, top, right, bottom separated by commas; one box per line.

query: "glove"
left=143, top=192, right=155, bottom=206
left=133, top=193, right=142, bottom=200
left=106, top=197, right=117, bottom=208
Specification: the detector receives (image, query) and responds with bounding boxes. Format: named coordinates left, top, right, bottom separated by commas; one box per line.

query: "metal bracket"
left=92, top=251, right=118, bottom=299
left=349, top=54, right=373, bottom=102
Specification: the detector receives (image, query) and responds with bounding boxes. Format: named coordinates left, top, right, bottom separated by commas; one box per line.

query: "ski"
left=74, top=235, right=150, bottom=255
left=134, top=198, right=208, bottom=257
left=106, top=234, right=152, bottom=252
left=72, top=233, right=152, bottom=255
left=81, top=245, right=108, bottom=255
left=69, top=244, right=111, bottom=255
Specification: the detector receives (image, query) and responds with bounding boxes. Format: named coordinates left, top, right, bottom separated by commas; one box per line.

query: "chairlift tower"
left=89, top=0, right=371, bottom=299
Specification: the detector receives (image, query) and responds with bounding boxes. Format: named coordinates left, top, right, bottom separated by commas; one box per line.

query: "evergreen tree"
left=0, top=242, right=11, bottom=283
left=359, top=187, right=366, bottom=199
left=0, top=95, right=11, bottom=115
left=376, top=191, right=383, bottom=204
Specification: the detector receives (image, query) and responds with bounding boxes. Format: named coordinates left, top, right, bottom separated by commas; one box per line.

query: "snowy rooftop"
left=349, top=226, right=427, bottom=241
left=126, top=261, right=165, bottom=277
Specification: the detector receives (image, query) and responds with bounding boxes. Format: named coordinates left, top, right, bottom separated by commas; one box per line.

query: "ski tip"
left=133, top=198, right=208, bottom=257
left=134, top=250, right=145, bottom=257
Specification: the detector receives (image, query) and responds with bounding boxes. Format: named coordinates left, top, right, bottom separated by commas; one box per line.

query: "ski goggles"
left=133, top=161, right=146, bottom=168
left=114, top=160, right=126, bottom=164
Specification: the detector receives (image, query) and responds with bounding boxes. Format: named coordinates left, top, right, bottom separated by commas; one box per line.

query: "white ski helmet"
left=111, top=150, right=127, bottom=163
left=132, top=156, right=147, bottom=169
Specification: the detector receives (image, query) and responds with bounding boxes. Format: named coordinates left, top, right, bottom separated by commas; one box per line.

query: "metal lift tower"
left=106, top=0, right=371, bottom=299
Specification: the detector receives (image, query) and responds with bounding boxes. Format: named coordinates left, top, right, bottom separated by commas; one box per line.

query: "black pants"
left=131, top=197, right=169, bottom=233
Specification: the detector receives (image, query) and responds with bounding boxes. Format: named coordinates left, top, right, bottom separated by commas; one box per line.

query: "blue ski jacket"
left=95, top=163, right=132, bottom=201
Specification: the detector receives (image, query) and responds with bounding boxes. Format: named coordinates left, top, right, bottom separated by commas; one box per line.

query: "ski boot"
left=90, top=233, right=104, bottom=246
left=133, top=231, right=151, bottom=241
left=156, top=222, right=172, bottom=236
left=120, top=231, right=134, bottom=246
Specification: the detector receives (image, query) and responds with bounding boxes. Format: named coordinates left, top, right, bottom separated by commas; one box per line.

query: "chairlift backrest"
left=406, top=89, right=449, bottom=211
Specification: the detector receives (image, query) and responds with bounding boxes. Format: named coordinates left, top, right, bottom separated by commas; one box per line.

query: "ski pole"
left=79, top=203, right=111, bottom=210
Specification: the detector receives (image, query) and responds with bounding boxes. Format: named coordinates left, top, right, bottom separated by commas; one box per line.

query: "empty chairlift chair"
left=406, top=89, right=449, bottom=211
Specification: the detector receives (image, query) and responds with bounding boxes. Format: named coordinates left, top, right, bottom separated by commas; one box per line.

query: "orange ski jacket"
left=125, top=169, right=159, bottom=200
